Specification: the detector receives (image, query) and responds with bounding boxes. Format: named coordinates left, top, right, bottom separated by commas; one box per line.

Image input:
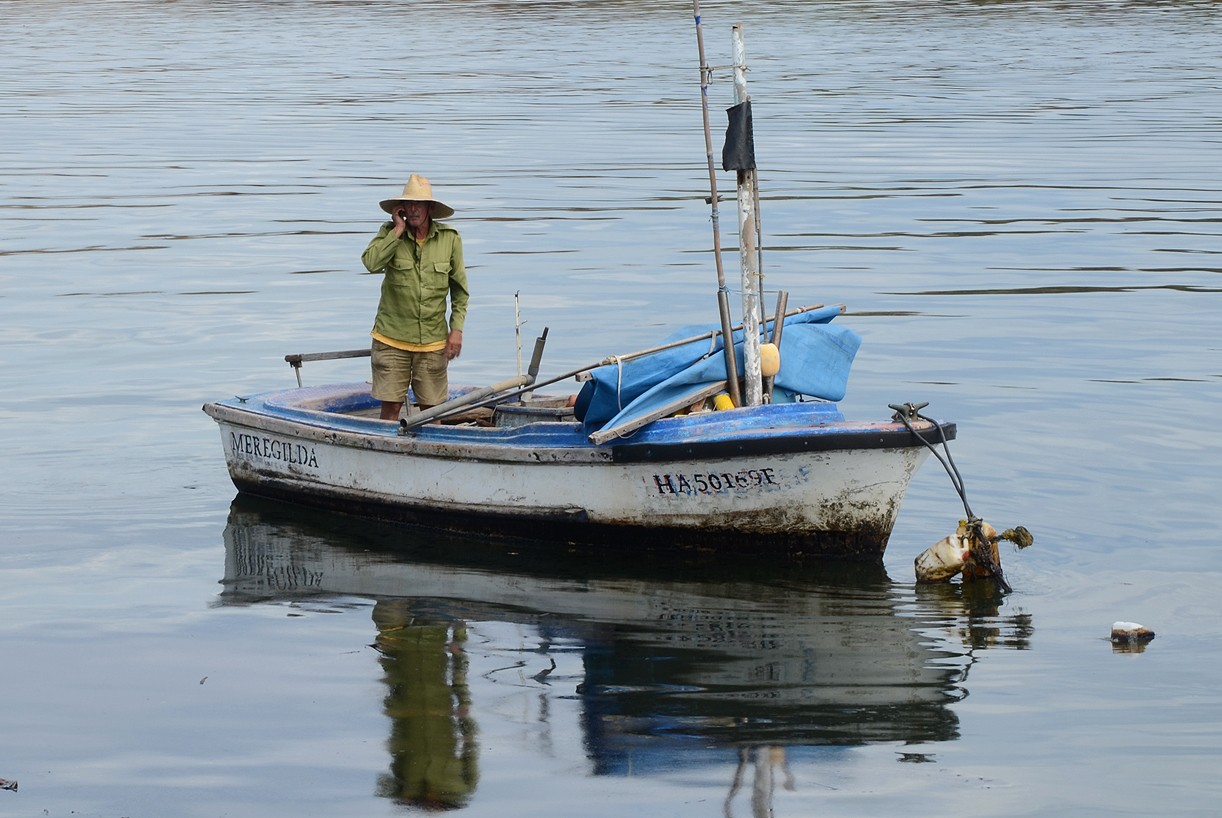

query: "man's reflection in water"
left=372, top=601, right=478, bottom=810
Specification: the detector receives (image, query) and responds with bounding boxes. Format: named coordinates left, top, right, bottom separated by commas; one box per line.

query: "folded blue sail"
left=575, top=306, right=861, bottom=436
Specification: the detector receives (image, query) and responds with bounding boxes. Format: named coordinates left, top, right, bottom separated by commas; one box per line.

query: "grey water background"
left=3, top=0, right=1221, bottom=815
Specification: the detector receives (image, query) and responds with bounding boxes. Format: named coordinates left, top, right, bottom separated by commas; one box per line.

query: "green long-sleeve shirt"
left=362, top=220, right=468, bottom=345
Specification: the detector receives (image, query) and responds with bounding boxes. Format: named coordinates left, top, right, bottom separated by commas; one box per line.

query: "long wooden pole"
left=692, top=0, right=742, bottom=408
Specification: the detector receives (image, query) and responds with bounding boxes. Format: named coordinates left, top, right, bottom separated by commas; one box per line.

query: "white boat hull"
left=204, top=383, right=951, bottom=559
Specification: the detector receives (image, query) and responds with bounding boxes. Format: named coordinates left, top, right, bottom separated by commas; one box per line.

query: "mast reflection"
left=220, top=496, right=1032, bottom=812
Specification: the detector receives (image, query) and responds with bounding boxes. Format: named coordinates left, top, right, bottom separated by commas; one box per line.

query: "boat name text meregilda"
left=231, top=431, right=319, bottom=468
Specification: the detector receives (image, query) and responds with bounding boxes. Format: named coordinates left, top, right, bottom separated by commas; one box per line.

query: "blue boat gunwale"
left=207, top=382, right=954, bottom=461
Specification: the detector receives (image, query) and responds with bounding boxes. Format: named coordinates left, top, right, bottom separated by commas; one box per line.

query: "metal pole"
left=732, top=24, right=763, bottom=406
left=514, top=291, right=523, bottom=378
left=692, top=0, right=742, bottom=407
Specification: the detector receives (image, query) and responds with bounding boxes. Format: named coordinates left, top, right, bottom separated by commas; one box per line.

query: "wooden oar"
left=284, top=303, right=839, bottom=430
left=477, top=303, right=836, bottom=406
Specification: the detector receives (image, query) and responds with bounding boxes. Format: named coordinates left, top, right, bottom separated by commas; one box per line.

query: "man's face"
left=402, top=200, right=430, bottom=229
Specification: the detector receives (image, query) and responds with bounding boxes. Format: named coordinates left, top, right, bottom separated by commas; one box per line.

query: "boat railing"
left=285, top=349, right=370, bottom=388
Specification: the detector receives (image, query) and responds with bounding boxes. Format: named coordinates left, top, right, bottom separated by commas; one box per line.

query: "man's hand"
left=445, top=329, right=463, bottom=360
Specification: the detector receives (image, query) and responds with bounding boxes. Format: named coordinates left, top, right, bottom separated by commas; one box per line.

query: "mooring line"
left=889, top=402, right=1013, bottom=593
left=889, top=402, right=972, bottom=520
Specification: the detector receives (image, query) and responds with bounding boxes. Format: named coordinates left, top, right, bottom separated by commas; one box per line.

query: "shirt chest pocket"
left=420, top=261, right=452, bottom=294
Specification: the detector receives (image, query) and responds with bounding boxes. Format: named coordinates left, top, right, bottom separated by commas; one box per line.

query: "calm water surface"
left=2, top=1, right=1221, bottom=816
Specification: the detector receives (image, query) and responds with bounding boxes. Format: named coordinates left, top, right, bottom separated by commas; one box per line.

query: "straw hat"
left=379, top=174, right=455, bottom=219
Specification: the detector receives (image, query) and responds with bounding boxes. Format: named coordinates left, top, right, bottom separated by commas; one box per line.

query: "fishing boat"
left=202, top=16, right=957, bottom=561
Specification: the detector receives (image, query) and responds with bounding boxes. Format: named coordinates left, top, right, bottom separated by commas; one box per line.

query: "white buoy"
left=914, top=531, right=971, bottom=583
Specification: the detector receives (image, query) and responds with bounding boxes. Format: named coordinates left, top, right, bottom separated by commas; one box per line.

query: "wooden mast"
left=692, top=0, right=743, bottom=408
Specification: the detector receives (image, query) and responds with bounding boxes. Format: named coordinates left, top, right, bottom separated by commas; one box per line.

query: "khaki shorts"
left=370, top=340, right=449, bottom=406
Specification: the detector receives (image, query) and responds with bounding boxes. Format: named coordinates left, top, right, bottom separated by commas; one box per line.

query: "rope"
left=608, top=355, right=625, bottom=412
left=890, top=403, right=1012, bottom=593
left=890, top=403, right=972, bottom=520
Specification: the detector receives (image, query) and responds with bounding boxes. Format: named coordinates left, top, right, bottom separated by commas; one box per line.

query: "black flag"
left=721, top=100, right=756, bottom=171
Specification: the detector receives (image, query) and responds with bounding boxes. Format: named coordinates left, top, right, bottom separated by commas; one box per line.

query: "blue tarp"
left=574, top=306, right=861, bottom=436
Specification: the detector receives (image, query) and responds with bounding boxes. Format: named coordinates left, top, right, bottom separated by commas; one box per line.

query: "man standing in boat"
left=362, top=175, right=468, bottom=421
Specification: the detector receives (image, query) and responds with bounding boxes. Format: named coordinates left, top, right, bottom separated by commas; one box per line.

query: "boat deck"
left=345, top=404, right=497, bottom=426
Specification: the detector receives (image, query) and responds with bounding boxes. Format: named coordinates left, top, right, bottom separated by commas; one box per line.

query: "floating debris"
left=1001, top=525, right=1034, bottom=549
left=1111, top=621, right=1155, bottom=645
left=0, top=777, right=16, bottom=792
left=531, top=657, right=557, bottom=684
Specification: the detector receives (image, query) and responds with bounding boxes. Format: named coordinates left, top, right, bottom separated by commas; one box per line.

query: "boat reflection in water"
left=219, top=496, right=1031, bottom=813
